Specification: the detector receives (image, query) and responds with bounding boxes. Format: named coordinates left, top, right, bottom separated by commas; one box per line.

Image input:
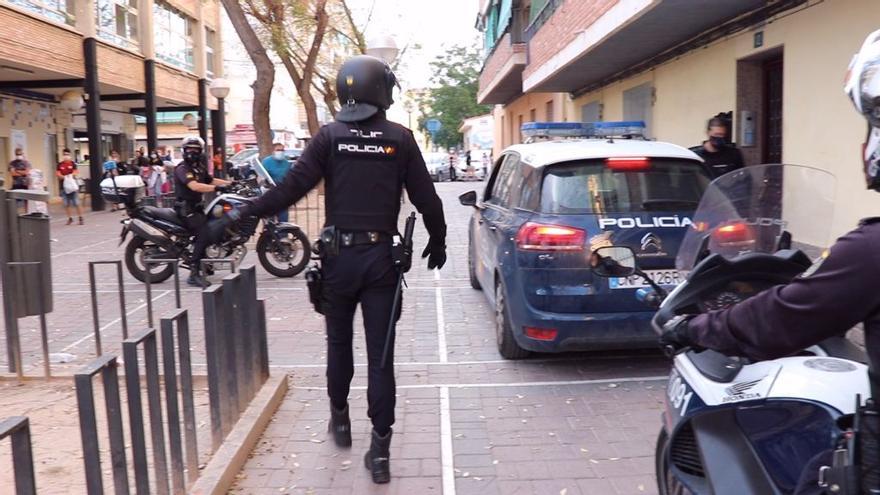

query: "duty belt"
left=339, top=231, right=392, bottom=247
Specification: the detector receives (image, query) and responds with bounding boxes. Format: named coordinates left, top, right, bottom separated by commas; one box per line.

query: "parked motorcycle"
left=591, top=164, right=872, bottom=495
left=101, top=162, right=310, bottom=283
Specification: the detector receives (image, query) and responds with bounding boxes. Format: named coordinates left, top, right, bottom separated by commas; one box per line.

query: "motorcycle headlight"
left=212, top=204, right=224, bottom=218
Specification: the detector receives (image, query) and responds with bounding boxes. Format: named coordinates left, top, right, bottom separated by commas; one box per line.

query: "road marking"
left=60, top=290, right=171, bottom=352
left=439, top=386, right=456, bottom=495
left=189, top=353, right=666, bottom=369
left=289, top=375, right=668, bottom=391
left=50, top=237, right=118, bottom=259
left=435, top=269, right=448, bottom=363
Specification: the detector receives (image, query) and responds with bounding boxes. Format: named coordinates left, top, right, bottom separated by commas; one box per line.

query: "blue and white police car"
left=459, top=122, right=711, bottom=358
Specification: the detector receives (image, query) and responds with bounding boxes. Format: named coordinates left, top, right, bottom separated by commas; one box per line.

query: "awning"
left=523, top=0, right=799, bottom=94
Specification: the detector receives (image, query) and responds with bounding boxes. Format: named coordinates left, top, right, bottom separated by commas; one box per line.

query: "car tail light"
left=516, top=223, right=586, bottom=251
left=606, top=157, right=651, bottom=171
left=524, top=327, right=558, bottom=341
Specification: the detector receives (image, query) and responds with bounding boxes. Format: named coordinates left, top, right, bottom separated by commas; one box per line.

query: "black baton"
left=381, top=212, right=416, bottom=369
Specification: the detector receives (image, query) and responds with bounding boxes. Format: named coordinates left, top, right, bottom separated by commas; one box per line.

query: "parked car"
left=460, top=125, right=711, bottom=358
left=423, top=152, right=452, bottom=182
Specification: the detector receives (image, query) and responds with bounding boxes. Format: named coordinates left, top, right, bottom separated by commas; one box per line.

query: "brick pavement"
left=0, top=181, right=670, bottom=494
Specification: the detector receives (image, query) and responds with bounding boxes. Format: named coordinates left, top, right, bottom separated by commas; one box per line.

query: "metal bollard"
left=88, top=260, right=129, bottom=355
left=222, top=273, right=248, bottom=414
left=75, top=354, right=130, bottom=495
left=0, top=416, right=37, bottom=495
left=202, top=283, right=233, bottom=449
left=237, top=267, right=258, bottom=402
left=143, top=259, right=181, bottom=328
left=160, top=309, right=199, bottom=488
left=6, top=262, right=51, bottom=380
left=122, top=328, right=169, bottom=495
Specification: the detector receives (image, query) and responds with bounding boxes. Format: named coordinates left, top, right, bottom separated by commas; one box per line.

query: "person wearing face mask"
left=56, top=148, right=83, bottom=225
left=691, top=115, right=745, bottom=178
left=173, top=136, right=232, bottom=287
left=261, top=143, right=292, bottom=222
left=8, top=148, right=31, bottom=194
left=148, top=150, right=165, bottom=197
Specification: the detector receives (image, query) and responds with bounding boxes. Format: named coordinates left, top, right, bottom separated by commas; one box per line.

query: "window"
left=529, top=108, right=536, bottom=122
left=623, top=83, right=654, bottom=138
left=154, top=2, right=194, bottom=71
left=545, top=100, right=554, bottom=121
left=9, top=0, right=75, bottom=25
left=490, top=153, right=520, bottom=207
left=205, top=28, right=216, bottom=77
left=539, top=159, right=710, bottom=214
left=96, top=0, right=138, bottom=49
left=581, top=101, right=601, bottom=123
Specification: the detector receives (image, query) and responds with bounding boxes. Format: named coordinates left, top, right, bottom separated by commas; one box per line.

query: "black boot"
left=328, top=404, right=352, bottom=448
left=187, top=267, right=211, bottom=288
left=364, top=428, right=392, bottom=484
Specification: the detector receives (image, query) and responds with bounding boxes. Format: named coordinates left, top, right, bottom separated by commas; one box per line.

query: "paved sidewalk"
left=0, top=181, right=669, bottom=494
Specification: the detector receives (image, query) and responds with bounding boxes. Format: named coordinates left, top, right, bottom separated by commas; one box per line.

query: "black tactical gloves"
left=421, top=240, right=446, bottom=270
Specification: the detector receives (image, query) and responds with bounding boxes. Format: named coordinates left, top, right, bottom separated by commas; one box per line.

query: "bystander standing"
left=56, top=148, right=83, bottom=225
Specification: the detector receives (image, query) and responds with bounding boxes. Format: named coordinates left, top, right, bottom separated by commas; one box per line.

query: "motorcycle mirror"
left=459, top=190, right=478, bottom=208
left=590, top=246, right=637, bottom=278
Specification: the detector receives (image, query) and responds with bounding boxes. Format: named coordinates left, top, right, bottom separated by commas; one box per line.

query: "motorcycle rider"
left=661, top=29, right=880, bottom=494
left=218, top=55, right=447, bottom=484
left=172, top=136, right=231, bottom=288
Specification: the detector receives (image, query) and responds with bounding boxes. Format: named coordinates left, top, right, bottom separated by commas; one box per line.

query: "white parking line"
left=289, top=375, right=668, bottom=391
left=435, top=269, right=448, bottom=363
left=439, top=386, right=456, bottom=495
left=50, top=237, right=117, bottom=258
left=60, top=290, right=171, bottom=351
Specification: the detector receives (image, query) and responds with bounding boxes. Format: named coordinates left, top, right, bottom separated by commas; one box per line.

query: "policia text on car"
left=218, top=55, right=447, bottom=484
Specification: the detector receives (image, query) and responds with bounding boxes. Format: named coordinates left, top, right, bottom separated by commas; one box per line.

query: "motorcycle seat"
left=141, top=206, right=185, bottom=226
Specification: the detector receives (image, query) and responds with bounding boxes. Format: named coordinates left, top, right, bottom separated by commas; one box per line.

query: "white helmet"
left=845, top=30, right=880, bottom=189
left=180, top=135, right=205, bottom=151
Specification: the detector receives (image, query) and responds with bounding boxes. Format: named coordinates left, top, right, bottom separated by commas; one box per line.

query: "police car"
left=459, top=122, right=711, bottom=358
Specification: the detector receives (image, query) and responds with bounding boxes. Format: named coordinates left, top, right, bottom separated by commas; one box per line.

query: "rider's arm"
left=687, top=223, right=880, bottom=360
left=402, top=130, right=446, bottom=243
left=176, top=165, right=217, bottom=193
left=209, top=178, right=231, bottom=186
left=245, top=127, right=328, bottom=218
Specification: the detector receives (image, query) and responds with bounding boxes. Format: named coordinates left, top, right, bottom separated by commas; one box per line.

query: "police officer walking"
left=173, top=136, right=231, bottom=288
left=222, top=55, right=447, bottom=484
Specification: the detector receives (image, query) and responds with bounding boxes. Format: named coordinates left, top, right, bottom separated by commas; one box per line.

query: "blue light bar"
left=521, top=121, right=646, bottom=140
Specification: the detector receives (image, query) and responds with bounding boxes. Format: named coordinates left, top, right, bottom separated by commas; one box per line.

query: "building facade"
left=478, top=0, right=880, bottom=236
left=0, top=0, right=223, bottom=206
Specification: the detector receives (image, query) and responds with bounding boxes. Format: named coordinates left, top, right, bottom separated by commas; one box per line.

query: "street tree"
left=220, top=0, right=275, bottom=156
left=243, top=0, right=370, bottom=137
left=419, top=44, right=490, bottom=150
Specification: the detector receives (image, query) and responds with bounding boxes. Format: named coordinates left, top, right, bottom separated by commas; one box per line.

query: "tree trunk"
left=299, top=0, right=329, bottom=137
left=221, top=0, right=274, bottom=157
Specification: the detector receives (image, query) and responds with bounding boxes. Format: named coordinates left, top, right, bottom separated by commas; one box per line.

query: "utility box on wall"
left=740, top=110, right=756, bottom=147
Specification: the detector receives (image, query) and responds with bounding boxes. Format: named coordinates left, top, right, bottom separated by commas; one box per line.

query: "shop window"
left=96, top=0, right=138, bottom=50
left=581, top=101, right=601, bottom=123
left=623, top=83, right=654, bottom=138
left=9, top=0, right=75, bottom=25
left=154, top=2, right=195, bottom=71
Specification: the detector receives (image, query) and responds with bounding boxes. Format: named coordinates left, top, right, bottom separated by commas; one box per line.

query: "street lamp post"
left=366, top=35, right=400, bottom=65
left=209, top=78, right=231, bottom=178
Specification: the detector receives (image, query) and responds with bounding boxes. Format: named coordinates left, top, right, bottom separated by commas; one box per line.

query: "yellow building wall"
left=567, top=0, right=879, bottom=237
left=494, top=93, right=570, bottom=156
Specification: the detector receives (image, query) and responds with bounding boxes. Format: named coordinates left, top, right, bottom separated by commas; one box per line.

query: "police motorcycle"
left=104, top=158, right=310, bottom=282
left=591, top=164, right=876, bottom=495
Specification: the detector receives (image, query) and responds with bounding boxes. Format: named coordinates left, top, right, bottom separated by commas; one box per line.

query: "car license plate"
left=609, top=269, right=683, bottom=290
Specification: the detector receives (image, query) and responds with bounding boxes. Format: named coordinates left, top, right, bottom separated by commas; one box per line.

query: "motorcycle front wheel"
left=256, top=226, right=310, bottom=277
left=125, top=236, right=175, bottom=283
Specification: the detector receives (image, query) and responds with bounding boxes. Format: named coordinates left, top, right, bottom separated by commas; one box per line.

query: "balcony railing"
left=525, top=0, right=562, bottom=41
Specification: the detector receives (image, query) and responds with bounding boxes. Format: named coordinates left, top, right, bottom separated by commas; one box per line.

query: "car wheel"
left=468, top=231, right=481, bottom=290
left=495, top=279, right=529, bottom=359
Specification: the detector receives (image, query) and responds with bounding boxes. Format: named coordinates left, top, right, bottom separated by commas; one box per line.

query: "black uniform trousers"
left=322, top=242, right=399, bottom=433
left=177, top=203, right=211, bottom=271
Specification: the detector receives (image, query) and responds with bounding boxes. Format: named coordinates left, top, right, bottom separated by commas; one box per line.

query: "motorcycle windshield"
left=676, top=164, right=836, bottom=271
left=235, top=155, right=277, bottom=187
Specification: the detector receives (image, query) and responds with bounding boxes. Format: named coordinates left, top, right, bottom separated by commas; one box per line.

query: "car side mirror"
left=459, top=190, right=478, bottom=208
left=590, top=246, right=637, bottom=278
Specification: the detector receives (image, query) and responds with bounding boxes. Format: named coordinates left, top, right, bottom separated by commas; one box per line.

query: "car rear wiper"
left=641, top=199, right=699, bottom=211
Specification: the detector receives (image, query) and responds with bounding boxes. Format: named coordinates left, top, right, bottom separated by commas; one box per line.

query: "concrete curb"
left=190, top=373, right=289, bottom=495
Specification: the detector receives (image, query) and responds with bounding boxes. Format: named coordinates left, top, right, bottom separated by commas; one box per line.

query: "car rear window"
left=540, top=158, right=710, bottom=214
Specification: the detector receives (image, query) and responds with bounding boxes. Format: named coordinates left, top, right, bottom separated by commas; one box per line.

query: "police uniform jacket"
left=246, top=114, right=446, bottom=242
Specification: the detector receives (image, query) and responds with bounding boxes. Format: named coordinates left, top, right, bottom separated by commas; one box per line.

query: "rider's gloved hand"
left=421, top=239, right=447, bottom=270
left=215, top=184, right=231, bottom=194
left=659, top=315, right=701, bottom=355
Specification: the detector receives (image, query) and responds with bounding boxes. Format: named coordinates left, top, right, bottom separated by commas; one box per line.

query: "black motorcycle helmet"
left=335, top=55, right=398, bottom=123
